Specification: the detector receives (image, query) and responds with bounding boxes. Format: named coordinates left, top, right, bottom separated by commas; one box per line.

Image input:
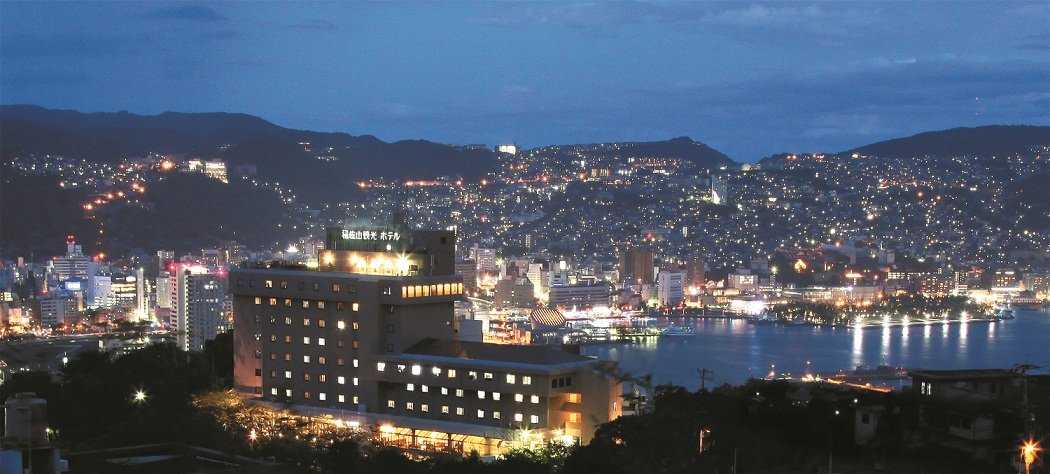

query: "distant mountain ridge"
left=845, top=125, right=1050, bottom=158
left=529, top=136, right=735, bottom=171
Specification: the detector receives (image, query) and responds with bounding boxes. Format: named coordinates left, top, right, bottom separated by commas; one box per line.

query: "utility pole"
left=697, top=368, right=713, bottom=391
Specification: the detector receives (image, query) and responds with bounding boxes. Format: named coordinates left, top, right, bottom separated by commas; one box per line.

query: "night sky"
left=2, top=1, right=1047, bottom=160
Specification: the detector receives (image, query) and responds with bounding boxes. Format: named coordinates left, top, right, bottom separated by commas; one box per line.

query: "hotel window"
left=514, top=413, right=523, bottom=422
left=284, top=335, right=292, bottom=344
left=530, top=415, right=539, bottom=424
left=353, top=396, right=359, bottom=404
left=514, top=394, right=523, bottom=402
left=304, top=373, right=311, bottom=382
left=270, top=353, right=277, bottom=360
left=352, top=303, right=359, bottom=312
left=337, top=358, right=345, bottom=366
left=318, top=374, right=327, bottom=383
left=280, top=281, right=288, bottom=289
left=493, top=411, right=501, bottom=419
left=318, top=338, right=326, bottom=346
left=522, top=376, right=532, bottom=385
left=406, top=402, right=414, bottom=410
left=455, top=389, right=464, bottom=397
left=284, top=353, right=291, bottom=361
left=303, top=336, right=311, bottom=345
left=352, top=322, right=360, bottom=330
left=484, top=372, right=494, bottom=380
left=318, top=319, right=326, bottom=328
left=492, top=392, right=501, bottom=401
left=318, top=356, right=327, bottom=365
left=448, top=369, right=457, bottom=378
left=441, top=406, right=449, bottom=414
left=387, top=400, right=395, bottom=408
left=353, top=377, right=359, bottom=386
left=406, top=383, right=415, bottom=392
left=421, top=404, right=429, bottom=413
left=265, top=280, right=273, bottom=288
left=338, top=376, right=345, bottom=385
left=568, top=413, right=580, bottom=423
left=477, top=409, right=485, bottom=419
left=303, top=355, right=311, bottom=364
left=530, top=395, right=540, bottom=404
left=468, top=371, right=478, bottom=380
left=377, top=362, right=386, bottom=372
left=331, top=283, right=341, bottom=292
left=397, top=364, right=407, bottom=373
left=352, top=340, right=360, bottom=349
left=506, top=374, right=516, bottom=384
left=269, top=369, right=276, bottom=377
left=302, top=300, right=311, bottom=309
left=285, top=389, right=292, bottom=398
left=478, top=391, right=486, bottom=399
left=456, top=407, right=464, bottom=416
left=317, top=301, right=325, bottom=309
left=284, top=370, right=292, bottom=379
left=269, top=298, right=277, bottom=306
left=284, top=299, right=292, bottom=307
left=303, top=318, right=311, bottom=326
left=319, top=392, right=327, bottom=401
left=421, top=385, right=429, bottom=393
left=432, top=367, right=441, bottom=376
left=284, top=317, right=292, bottom=325
left=353, top=358, right=359, bottom=368
left=411, top=365, right=422, bottom=375
left=441, top=387, right=449, bottom=396
left=270, top=387, right=278, bottom=396
left=254, top=297, right=262, bottom=305
left=337, top=302, right=345, bottom=311
left=270, top=335, right=277, bottom=342
left=337, top=320, right=346, bottom=330
left=338, top=394, right=345, bottom=403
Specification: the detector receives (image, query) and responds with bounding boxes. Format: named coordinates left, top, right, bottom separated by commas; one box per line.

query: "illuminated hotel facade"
left=231, top=226, right=621, bottom=455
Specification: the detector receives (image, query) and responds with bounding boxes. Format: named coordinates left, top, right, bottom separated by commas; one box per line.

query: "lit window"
left=432, top=367, right=442, bottom=376
left=441, top=387, right=449, bottom=395
left=421, top=404, right=429, bottom=413
left=421, top=385, right=429, bottom=393
left=285, top=389, right=292, bottom=397
left=303, top=336, right=311, bottom=345
left=530, top=415, right=539, bottom=424
left=530, top=395, right=540, bottom=404
left=303, top=301, right=311, bottom=309
left=456, top=407, right=464, bottom=416
left=318, top=301, right=325, bottom=309
left=441, top=406, right=449, bottom=414
left=483, top=372, right=494, bottom=380
left=406, top=383, right=415, bottom=391
left=477, top=409, right=485, bottom=419
left=353, top=359, right=359, bottom=368
left=455, top=389, right=464, bottom=397
left=270, top=387, right=277, bottom=395
left=284, top=370, right=292, bottom=379
left=406, top=402, right=414, bottom=410
left=478, top=390, right=486, bottom=399
left=353, top=396, right=359, bottom=404
left=352, top=322, right=360, bottom=330
left=338, top=395, right=346, bottom=403
left=568, top=393, right=581, bottom=403
left=303, top=355, right=311, bottom=364
left=377, top=362, right=386, bottom=372
left=269, top=298, right=277, bottom=306
left=284, top=317, right=292, bottom=325
left=514, top=413, right=523, bottom=422
left=318, top=319, right=326, bottom=328
left=353, top=377, right=359, bottom=386
left=352, top=303, right=359, bottom=311
left=337, top=320, right=346, bottom=330
left=319, top=392, right=327, bottom=401
left=514, top=393, right=523, bottom=402
left=506, top=374, right=516, bottom=384
left=318, top=338, right=326, bottom=346
left=254, top=297, right=262, bottom=305
left=468, top=371, right=478, bottom=380
left=448, top=369, right=457, bottom=378
left=411, top=365, right=422, bottom=376
left=338, top=376, right=345, bottom=385
left=265, top=280, right=273, bottom=288
left=318, top=356, right=327, bottom=365
left=522, top=376, right=532, bottom=385
left=492, top=392, right=501, bottom=401
left=568, top=412, right=580, bottom=423
left=387, top=400, right=395, bottom=408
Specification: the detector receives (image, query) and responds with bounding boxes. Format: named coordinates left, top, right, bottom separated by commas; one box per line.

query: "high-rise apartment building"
left=173, top=265, right=227, bottom=351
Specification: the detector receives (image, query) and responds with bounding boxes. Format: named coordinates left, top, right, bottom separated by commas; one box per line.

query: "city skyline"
left=2, top=1, right=1048, bottom=160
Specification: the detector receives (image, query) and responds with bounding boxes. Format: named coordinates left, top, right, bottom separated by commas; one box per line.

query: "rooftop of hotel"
left=404, top=338, right=592, bottom=366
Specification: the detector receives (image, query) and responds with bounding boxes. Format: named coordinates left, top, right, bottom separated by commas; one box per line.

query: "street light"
left=132, top=389, right=147, bottom=404
left=1021, top=439, right=1041, bottom=474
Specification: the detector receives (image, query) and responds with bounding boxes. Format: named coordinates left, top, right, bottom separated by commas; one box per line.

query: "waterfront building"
left=617, top=246, right=654, bottom=285
left=656, top=269, right=684, bottom=307
left=172, top=265, right=227, bottom=351
left=231, top=226, right=621, bottom=454
left=548, top=281, right=611, bottom=310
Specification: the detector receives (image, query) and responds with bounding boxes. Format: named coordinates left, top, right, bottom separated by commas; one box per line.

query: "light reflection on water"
left=583, top=310, right=1050, bottom=389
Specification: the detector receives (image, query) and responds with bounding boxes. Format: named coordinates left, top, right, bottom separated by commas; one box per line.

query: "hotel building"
left=231, top=226, right=622, bottom=455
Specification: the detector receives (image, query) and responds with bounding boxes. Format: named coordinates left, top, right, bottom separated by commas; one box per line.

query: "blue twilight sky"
left=1, top=1, right=1048, bottom=161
